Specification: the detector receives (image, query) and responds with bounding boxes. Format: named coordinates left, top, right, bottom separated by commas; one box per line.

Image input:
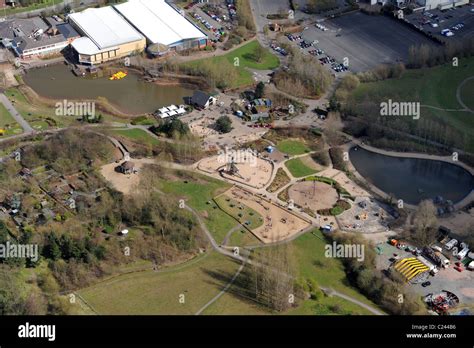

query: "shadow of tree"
left=201, top=263, right=271, bottom=313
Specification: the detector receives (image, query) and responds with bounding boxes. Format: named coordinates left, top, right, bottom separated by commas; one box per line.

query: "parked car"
left=421, top=281, right=431, bottom=287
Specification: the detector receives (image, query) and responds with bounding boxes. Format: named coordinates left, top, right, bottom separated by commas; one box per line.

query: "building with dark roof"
left=190, top=90, right=217, bottom=109
left=0, top=17, right=78, bottom=59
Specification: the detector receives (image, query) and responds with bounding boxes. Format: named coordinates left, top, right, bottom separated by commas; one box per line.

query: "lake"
left=349, top=146, right=474, bottom=205
left=23, top=64, right=194, bottom=115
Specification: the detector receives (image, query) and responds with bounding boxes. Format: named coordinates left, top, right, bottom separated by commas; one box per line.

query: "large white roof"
left=69, top=6, right=143, bottom=49
left=114, top=0, right=206, bottom=46
left=71, top=37, right=116, bottom=55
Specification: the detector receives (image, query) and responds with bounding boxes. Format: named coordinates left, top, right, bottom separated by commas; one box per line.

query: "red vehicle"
left=454, top=266, right=463, bottom=272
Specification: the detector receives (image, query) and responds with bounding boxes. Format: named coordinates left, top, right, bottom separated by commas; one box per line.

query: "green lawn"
left=227, top=228, right=261, bottom=247
left=291, top=230, right=383, bottom=312
left=160, top=173, right=237, bottom=244
left=111, top=128, right=160, bottom=145
left=182, top=40, right=279, bottom=88
left=349, top=58, right=474, bottom=152
left=214, top=194, right=264, bottom=231
left=285, top=158, right=317, bottom=178
left=0, top=103, right=22, bottom=136
left=460, top=78, right=474, bottom=111
left=78, top=252, right=241, bottom=314
left=277, top=139, right=310, bottom=155
left=204, top=229, right=378, bottom=315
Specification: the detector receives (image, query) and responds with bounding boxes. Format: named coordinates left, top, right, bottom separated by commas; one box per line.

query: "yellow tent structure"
left=394, top=257, right=429, bottom=281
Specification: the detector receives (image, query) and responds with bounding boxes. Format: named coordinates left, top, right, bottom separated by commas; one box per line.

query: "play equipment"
left=109, top=71, right=128, bottom=80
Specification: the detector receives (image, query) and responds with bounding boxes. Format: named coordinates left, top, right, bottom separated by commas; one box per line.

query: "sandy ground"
left=198, top=152, right=273, bottom=189
left=100, top=158, right=155, bottom=195
left=317, top=168, right=370, bottom=197
left=189, top=117, right=219, bottom=137
left=288, top=181, right=338, bottom=212
left=439, top=209, right=474, bottom=236
left=226, top=187, right=310, bottom=243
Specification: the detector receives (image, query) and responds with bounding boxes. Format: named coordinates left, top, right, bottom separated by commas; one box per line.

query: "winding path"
left=185, top=204, right=384, bottom=315
left=455, top=75, right=474, bottom=113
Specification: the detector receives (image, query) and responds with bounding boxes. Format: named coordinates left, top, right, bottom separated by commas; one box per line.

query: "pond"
left=349, top=146, right=474, bottom=205
left=23, top=64, right=194, bottom=115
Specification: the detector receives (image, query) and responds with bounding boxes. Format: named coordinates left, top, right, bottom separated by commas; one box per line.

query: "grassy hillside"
left=348, top=58, right=474, bottom=152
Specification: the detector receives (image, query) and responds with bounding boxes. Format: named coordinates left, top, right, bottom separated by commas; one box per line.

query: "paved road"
left=0, top=93, right=33, bottom=133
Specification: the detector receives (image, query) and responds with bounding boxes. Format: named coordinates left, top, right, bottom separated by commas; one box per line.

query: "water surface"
left=349, top=146, right=474, bottom=205
left=24, top=64, right=194, bottom=114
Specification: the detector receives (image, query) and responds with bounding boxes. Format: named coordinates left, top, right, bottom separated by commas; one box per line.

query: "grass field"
left=0, top=103, right=22, bottom=136
left=285, top=158, right=318, bottom=178
left=159, top=173, right=237, bottom=244
left=204, top=229, right=379, bottom=315
left=77, top=228, right=380, bottom=315
left=78, top=252, right=241, bottom=314
left=349, top=58, right=474, bottom=151
left=214, top=194, right=264, bottom=230
left=460, top=78, right=474, bottom=111
left=182, top=40, right=279, bottom=88
left=291, top=230, right=383, bottom=311
left=277, top=139, right=310, bottom=155
left=111, top=128, right=160, bottom=145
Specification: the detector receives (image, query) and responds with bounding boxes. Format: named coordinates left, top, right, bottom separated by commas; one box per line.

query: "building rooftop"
left=114, top=0, right=206, bottom=46
left=0, top=17, right=49, bottom=40
left=68, top=6, right=144, bottom=50
left=71, top=36, right=113, bottom=56
left=56, top=23, right=80, bottom=39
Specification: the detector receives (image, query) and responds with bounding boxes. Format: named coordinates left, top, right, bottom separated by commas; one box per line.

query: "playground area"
left=338, top=197, right=394, bottom=233
left=189, top=117, right=219, bottom=138
left=224, top=187, right=311, bottom=243
left=198, top=151, right=273, bottom=189
left=317, top=168, right=370, bottom=197
left=288, top=181, right=339, bottom=212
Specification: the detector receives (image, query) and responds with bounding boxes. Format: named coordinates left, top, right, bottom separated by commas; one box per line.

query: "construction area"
left=338, top=197, right=395, bottom=233
left=223, top=187, right=311, bottom=243
left=198, top=150, right=274, bottom=189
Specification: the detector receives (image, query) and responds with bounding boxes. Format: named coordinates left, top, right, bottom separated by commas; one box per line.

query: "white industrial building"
left=415, top=0, right=468, bottom=10
left=68, top=6, right=146, bottom=65
left=114, top=0, right=207, bottom=50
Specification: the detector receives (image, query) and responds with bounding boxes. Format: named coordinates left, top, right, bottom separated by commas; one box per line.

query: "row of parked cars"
left=270, top=42, right=288, bottom=56
left=286, top=33, right=347, bottom=73
left=315, top=23, right=329, bottom=31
